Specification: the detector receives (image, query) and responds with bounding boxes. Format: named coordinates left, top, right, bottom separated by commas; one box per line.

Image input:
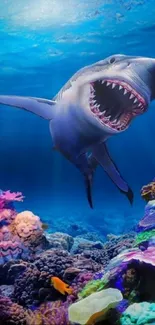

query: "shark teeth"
left=89, top=79, right=146, bottom=132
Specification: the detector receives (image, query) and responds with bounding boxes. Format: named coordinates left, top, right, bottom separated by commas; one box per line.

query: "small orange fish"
left=51, top=276, right=73, bottom=295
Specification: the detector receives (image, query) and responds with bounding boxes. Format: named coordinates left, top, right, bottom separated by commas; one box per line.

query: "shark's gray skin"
left=0, top=54, right=155, bottom=208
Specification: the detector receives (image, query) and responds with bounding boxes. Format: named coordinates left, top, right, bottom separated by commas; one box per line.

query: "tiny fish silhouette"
left=51, top=276, right=73, bottom=295
left=41, top=223, right=49, bottom=230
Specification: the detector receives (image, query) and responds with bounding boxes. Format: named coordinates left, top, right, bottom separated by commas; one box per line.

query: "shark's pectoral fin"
left=0, top=95, right=57, bottom=120
left=85, top=174, right=93, bottom=209
left=73, top=153, right=94, bottom=209
left=90, top=142, right=133, bottom=204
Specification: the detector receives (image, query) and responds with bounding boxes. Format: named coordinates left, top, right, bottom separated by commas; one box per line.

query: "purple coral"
left=0, top=295, right=26, bottom=324
left=34, top=249, right=101, bottom=279
left=12, top=264, right=52, bottom=307
left=77, top=233, right=135, bottom=268
left=138, top=201, right=155, bottom=232
left=119, top=247, right=155, bottom=266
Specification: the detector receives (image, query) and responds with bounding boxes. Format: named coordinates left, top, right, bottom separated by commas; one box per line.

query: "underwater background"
left=0, top=0, right=155, bottom=237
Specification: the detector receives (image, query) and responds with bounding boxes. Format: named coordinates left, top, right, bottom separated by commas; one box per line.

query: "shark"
left=0, top=54, right=154, bottom=208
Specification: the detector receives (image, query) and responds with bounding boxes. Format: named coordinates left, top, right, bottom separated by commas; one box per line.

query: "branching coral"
left=1, top=190, right=24, bottom=203
left=0, top=190, right=24, bottom=226
left=11, top=211, right=44, bottom=247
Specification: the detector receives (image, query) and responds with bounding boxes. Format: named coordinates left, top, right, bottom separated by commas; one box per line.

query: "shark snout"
left=128, top=57, right=155, bottom=103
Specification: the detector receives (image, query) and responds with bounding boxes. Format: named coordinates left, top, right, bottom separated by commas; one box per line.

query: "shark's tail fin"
left=0, top=95, right=56, bottom=120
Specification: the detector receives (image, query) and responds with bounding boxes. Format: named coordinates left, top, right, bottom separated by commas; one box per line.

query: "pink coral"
left=116, top=247, right=155, bottom=266
left=0, top=238, right=27, bottom=265
left=0, top=189, right=23, bottom=225
left=0, top=208, right=17, bottom=225
left=1, top=190, right=24, bottom=202
left=11, top=211, right=43, bottom=246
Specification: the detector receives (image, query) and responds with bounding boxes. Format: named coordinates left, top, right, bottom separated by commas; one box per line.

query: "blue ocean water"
left=0, top=0, right=155, bottom=236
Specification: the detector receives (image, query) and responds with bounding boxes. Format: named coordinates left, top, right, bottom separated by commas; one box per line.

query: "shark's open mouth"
left=90, top=79, right=147, bottom=131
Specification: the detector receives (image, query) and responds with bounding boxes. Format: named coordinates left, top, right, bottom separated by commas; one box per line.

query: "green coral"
left=134, top=229, right=155, bottom=246
left=78, top=279, right=107, bottom=299
left=120, top=302, right=155, bottom=325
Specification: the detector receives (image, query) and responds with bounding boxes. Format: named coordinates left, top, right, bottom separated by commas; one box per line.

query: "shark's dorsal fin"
left=0, top=95, right=56, bottom=120
left=89, top=142, right=133, bottom=204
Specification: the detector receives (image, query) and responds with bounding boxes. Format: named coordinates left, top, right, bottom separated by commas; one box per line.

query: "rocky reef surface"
left=1, top=181, right=155, bottom=324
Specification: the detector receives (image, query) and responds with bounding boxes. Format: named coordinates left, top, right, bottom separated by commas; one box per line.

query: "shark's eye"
left=109, top=57, right=116, bottom=64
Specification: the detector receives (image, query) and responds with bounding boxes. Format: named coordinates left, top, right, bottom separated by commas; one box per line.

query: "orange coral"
left=11, top=211, right=44, bottom=246
left=26, top=310, right=42, bottom=325
left=25, top=301, right=70, bottom=325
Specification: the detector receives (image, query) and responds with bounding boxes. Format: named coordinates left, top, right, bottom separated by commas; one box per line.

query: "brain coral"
left=11, top=211, right=43, bottom=246
left=0, top=225, right=28, bottom=266
left=120, top=302, right=155, bottom=325
left=0, top=239, right=27, bottom=265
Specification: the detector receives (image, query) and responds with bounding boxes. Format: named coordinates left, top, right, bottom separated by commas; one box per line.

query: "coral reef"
left=69, top=288, right=123, bottom=324
left=120, top=302, right=155, bottom=324
left=26, top=300, right=70, bottom=325
left=1, top=183, right=155, bottom=325
left=12, top=264, right=52, bottom=307
left=46, top=232, right=74, bottom=251
left=34, top=249, right=101, bottom=279
left=134, top=229, right=155, bottom=247
left=73, top=232, right=135, bottom=268
left=0, top=295, right=27, bottom=325
left=137, top=200, right=155, bottom=231
left=141, top=179, right=155, bottom=202
left=11, top=211, right=44, bottom=247
left=0, top=191, right=47, bottom=267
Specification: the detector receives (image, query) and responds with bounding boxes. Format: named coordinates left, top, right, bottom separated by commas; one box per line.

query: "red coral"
left=1, top=190, right=25, bottom=202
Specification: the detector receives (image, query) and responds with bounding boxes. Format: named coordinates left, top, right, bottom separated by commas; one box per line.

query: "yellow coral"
left=26, top=310, right=43, bottom=325
left=68, top=288, right=123, bottom=325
